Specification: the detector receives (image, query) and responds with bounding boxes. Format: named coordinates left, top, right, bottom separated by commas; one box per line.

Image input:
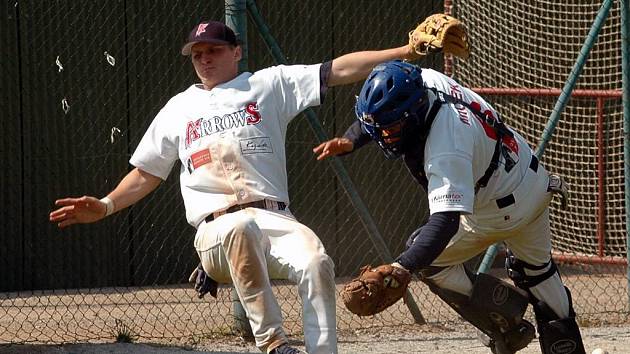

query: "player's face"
left=191, top=43, right=242, bottom=89
left=380, top=122, right=403, bottom=144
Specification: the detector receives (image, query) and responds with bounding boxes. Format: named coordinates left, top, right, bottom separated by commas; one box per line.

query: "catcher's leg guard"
left=506, top=251, right=586, bottom=354
left=534, top=297, right=585, bottom=354
left=424, top=272, right=534, bottom=354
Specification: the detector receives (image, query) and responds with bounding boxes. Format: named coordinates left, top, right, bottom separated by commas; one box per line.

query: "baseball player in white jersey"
left=49, top=21, right=422, bottom=354
left=314, top=60, right=586, bottom=354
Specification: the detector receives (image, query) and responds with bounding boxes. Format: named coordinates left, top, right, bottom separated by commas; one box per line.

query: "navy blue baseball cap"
left=181, top=20, right=239, bottom=55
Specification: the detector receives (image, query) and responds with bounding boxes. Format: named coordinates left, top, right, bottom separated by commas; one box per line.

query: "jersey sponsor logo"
left=240, top=137, right=273, bottom=154
left=190, top=149, right=212, bottom=169
left=185, top=149, right=212, bottom=173
left=184, top=102, right=262, bottom=148
left=431, top=192, right=464, bottom=205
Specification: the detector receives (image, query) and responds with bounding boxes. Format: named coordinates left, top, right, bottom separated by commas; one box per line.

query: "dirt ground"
left=1, top=323, right=629, bottom=353
left=1, top=265, right=629, bottom=354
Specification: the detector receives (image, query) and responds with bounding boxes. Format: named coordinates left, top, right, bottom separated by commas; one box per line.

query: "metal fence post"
left=246, top=0, right=426, bottom=324
left=620, top=0, right=630, bottom=309
left=225, top=0, right=254, bottom=340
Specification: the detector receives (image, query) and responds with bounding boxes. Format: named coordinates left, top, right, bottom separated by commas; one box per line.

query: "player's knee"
left=303, top=253, right=334, bottom=278
left=226, top=217, right=261, bottom=243
left=505, top=249, right=557, bottom=291
left=419, top=264, right=474, bottom=296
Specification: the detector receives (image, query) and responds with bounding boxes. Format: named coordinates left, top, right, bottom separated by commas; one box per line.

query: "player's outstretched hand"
left=49, top=196, right=107, bottom=228
left=313, top=137, right=354, bottom=160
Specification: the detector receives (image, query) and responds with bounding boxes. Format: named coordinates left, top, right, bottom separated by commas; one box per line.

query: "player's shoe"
left=477, top=320, right=536, bottom=354
left=269, top=343, right=306, bottom=354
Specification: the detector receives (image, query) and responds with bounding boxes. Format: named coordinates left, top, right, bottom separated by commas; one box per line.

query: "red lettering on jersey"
left=245, top=102, right=261, bottom=125
left=450, top=84, right=470, bottom=125
left=470, top=102, right=519, bottom=154
left=185, top=118, right=202, bottom=148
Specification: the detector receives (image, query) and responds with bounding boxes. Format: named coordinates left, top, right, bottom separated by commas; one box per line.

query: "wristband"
left=100, top=197, right=115, bottom=217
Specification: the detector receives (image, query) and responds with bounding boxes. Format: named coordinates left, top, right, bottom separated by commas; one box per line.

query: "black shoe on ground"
left=269, top=343, right=306, bottom=354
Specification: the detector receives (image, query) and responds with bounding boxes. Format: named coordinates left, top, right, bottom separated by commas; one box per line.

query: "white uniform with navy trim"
left=419, top=69, right=571, bottom=319
left=130, top=64, right=337, bottom=354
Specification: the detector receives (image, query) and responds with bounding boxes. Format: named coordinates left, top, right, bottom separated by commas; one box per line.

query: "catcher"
left=314, top=37, right=586, bottom=354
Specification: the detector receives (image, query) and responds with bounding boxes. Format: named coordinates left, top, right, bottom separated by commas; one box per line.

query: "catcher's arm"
left=341, top=264, right=412, bottom=316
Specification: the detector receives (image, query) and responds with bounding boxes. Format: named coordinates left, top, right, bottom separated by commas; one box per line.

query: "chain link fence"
left=1, top=0, right=628, bottom=345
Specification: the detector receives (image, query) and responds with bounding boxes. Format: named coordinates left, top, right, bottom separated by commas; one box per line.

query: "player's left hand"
left=49, top=196, right=107, bottom=228
left=312, top=137, right=354, bottom=160
left=189, top=263, right=218, bottom=298
left=407, top=13, right=470, bottom=60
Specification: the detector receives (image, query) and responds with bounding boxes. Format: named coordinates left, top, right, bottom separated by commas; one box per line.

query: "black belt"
left=204, top=200, right=287, bottom=223
left=495, top=155, right=539, bottom=209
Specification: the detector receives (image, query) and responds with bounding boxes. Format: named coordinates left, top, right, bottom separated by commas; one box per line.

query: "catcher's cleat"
left=269, top=343, right=306, bottom=354
left=477, top=320, right=536, bottom=354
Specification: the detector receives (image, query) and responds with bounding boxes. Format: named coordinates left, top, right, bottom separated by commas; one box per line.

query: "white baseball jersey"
left=420, top=69, right=536, bottom=217
left=130, top=64, right=321, bottom=227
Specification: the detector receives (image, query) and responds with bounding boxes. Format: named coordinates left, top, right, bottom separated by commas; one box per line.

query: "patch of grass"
left=112, top=319, right=138, bottom=343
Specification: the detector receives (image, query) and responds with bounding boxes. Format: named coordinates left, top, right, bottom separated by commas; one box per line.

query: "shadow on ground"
left=0, top=342, right=258, bottom=354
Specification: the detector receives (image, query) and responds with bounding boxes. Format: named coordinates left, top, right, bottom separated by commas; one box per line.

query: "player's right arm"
left=49, top=168, right=162, bottom=228
left=313, top=137, right=354, bottom=160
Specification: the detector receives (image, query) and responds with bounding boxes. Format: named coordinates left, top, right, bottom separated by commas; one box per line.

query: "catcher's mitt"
left=408, top=13, right=470, bottom=59
left=341, top=264, right=411, bottom=316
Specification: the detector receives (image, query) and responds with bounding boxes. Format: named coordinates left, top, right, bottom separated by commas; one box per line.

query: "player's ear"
left=234, top=46, right=242, bottom=61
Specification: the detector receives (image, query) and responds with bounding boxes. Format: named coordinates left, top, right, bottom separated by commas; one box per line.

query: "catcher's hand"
left=408, top=13, right=470, bottom=59
left=312, top=137, right=353, bottom=160
left=341, top=264, right=411, bottom=316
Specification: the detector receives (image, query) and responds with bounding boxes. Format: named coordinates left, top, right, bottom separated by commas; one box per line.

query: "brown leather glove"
left=341, top=264, right=411, bottom=316
left=408, top=13, right=470, bottom=59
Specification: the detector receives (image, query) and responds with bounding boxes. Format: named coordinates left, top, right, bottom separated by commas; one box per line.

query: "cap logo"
left=196, top=23, right=208, bottom=37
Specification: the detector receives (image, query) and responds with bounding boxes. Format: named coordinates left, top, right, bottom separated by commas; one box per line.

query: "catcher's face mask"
left=359, top=101, right=427, bottom=159
left=355, top=60, right=428, bottom=159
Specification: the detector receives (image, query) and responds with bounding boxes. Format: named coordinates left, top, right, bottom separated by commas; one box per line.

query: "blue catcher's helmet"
left=355, top=60, right=429, bottom=159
